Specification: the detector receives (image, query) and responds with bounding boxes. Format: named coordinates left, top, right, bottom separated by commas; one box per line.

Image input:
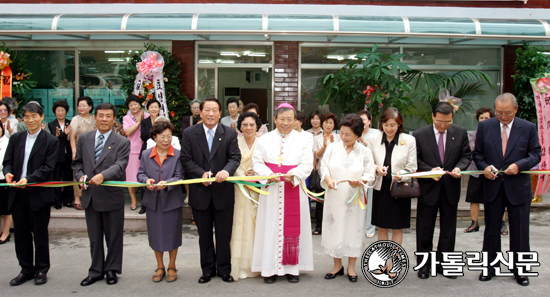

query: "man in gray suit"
left=72, top=103, right=130, bottom=286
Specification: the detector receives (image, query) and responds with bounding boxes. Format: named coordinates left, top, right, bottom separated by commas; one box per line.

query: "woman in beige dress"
left=70, top=96, right=96, bottom=210
left=230, top=111, right=261, bottom=280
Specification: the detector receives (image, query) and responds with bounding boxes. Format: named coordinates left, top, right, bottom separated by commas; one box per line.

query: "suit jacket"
left=367, top=132, right=418, bottom=191
left=473, top=117, right=541, bottom=205
left=140, top=117, right=153, bottom=157
left=413, top=124, right=471, bottom=206
left=48, top=119, right=72, bottom=163
left=2, top=130, right=59, bottom=211
left=72, top=130, right=130, bottom=212
left=137, top=148, right=185, bottom=212
left=180, top=123, right=241, bottom=211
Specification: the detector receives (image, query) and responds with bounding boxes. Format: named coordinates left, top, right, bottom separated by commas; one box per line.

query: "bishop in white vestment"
left=251, top=105, right=314, bottom=282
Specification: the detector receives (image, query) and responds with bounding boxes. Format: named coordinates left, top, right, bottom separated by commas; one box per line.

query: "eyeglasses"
left=241, top=123, right=257, bottom=127
left=0, top=109, right=8, bottom=113
left=156, top=135, right=172, bottom=141
left=495, top=111, right=515, bottom=116
left=435, top=120, right=453, bottom=125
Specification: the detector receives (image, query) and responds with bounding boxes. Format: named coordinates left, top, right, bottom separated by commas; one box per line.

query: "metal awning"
left=0, top=13, right=549, bottom=44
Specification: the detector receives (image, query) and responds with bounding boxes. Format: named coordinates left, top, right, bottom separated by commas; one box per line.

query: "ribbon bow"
left=0, top=51, right=11, bottom=70
left=438, top=88, right=462, bottom=112
left=535, top=76, right=550, bottom=93
left=137, top=52, right=164, bottom=75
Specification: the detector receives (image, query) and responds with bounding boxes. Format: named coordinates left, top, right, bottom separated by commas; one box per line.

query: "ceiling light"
left=104, top=50, right=125, bottom=53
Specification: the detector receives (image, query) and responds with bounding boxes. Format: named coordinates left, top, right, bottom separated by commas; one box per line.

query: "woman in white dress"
left=312, top=112, right=341, bottom=235
left=230, top=111, right=262, bottom=280
left=320, top=114, right=375, bottom=282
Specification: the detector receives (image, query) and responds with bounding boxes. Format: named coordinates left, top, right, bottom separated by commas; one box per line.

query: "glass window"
left=19, top=50, right=75, bottom=123
left=198, top=44, right=272, bottom=64
left=197, top=14, right=263, bottom=31
left=338, top=16, right=405, bottom=33
left=301, top=46, right=398, bottom=64
left=301, top=69, right=343, bottom=120
left=402, top=47, right=500, bottom=66
left=79, top=49, right=139, bottom=108
left=197, top=68, right=216, bottom=100
left=268, top=15, right=333, bottom=31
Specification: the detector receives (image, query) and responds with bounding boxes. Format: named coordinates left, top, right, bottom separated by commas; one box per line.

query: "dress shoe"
left=34, top=272, right=47, bottom=285
left=515, top=275, right=530, bottom=286
left=436, top=267, right=457, bottom=279
left=286, top=274, right=300, bottom=283
left=198, top=274, right=212, bottom=284
left=479, top=271, right=496, bottom=282
left=325, top=267, right=344, bottom=279
left=106, top=271, right=118, bottom=285
left=464, top=220, right=480, bottom=233
left=220, top=274, right=234, bottom=283
left=0, top=234, right=11, bottom=244
left=264, top=275, right=277, bottom=284
left=80, top=275, right=104, bottom=286
left=138, top=208, right=146, bottom=214
left=348, top=274, right=358, bottom=282
left=9, top=273, right=34, bottom=286
left=54, top=204, right=62, bottom=210
left=417, top=267, right=430, bottom=279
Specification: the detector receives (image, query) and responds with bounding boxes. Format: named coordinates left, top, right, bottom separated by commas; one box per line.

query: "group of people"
left=0, top=92, right=541, bottom=288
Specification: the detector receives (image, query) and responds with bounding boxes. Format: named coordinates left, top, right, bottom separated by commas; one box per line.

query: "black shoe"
left=479, top=271, right=496, bottom=282
left=80, top=275, right=104, bottom=286
left=515, top=275, right=529, bottom=286
left=221, top=274, right=234, bottom=283
left=54, top=204, right=62, bottom=210
left=0, top=234, right=11, bottom=244
left=34, top=272, right=47, bottom=285
left=348, top=274, right=358, bottom=282
left=9, top=273, right=34, bottom=286
left=501, top=221, right=509, bottom=236
left=264, top=275, right=277, bottom=284
left=464, top=220, right=480, bottom=233
left=105, top=271, right=118, bottom=285
left=138, top=208, right=146, bottom=214
left=198, top=274, right=212, bottom=284
left=286, top=274, right=299, bottom=283
left=417, top=267, right=429, bottom=279
left=313, top=227, right=322, bottom=235
left=436, top=267, right=457, bottom=279
left=325, top=267, right=344, bottom=279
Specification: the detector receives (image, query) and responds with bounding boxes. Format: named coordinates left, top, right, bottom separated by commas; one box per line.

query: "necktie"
left=438, top=132, right=445, bottom=164
left=207, top=129, right=214, bottom=152
left=94, top=134, right=104, bottom=163
left=502, top=124, right=508, bottom=156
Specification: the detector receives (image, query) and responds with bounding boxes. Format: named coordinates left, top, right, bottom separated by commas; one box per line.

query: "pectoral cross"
left=277, top=154, right=284, bottom=167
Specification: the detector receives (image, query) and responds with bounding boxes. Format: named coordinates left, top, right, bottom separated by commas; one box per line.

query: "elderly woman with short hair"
left=137, top=120, right=185, bottom=283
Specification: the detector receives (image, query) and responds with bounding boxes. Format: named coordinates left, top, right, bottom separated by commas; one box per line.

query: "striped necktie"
left=94, top=134, right=105, bottom=163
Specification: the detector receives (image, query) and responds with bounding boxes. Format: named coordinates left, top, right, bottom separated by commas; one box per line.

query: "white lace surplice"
left=251, top=129, right=314, bottom=277
left=320, top=141, right=375, bottom=258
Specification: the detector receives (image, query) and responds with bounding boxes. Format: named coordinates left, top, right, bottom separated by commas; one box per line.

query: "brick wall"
left=503, top=45, right=520, bottom=94
left=172, top=41, right=195, bottom=100
left=273, top=41, right=299, bottom=108
left=13, top=1, right=550, bottom=8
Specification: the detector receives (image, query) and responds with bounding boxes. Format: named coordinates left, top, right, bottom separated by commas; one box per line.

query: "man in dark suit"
left=3, top=102, right=59, bottom=286
left=48, top=100, right=74, bottom=209
left=413, top=101, right=471, bottom=279
left=473, top=93, right=541, bottom=286
left=72, top=102, right=130, bottom=286
left=181, top=98, right=241, bottom=284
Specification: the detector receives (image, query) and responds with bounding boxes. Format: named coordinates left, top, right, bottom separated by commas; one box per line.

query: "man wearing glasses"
left=473, top=93, right=541, bottom=286
left=413, top=101, right=471, bottom=280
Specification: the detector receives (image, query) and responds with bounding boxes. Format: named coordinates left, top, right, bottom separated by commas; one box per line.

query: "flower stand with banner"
left=531, top=74, right=550, bottom=201
left=122, top=43, right=189, bottom=136
left=0, top=43, right=37, bottom=114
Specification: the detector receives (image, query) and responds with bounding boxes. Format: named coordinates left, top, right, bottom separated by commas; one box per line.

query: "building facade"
left=1, top=1, right=549, bottom=130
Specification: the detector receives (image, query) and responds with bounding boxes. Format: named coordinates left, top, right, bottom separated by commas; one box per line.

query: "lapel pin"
left=219, top=138, right=221, bottom=141
left=108, top=147, right=111, bottom=149
left=452, top=137, right=455, bottom=140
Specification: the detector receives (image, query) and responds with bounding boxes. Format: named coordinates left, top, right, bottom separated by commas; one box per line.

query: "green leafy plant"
left=317, top=44, right=413, bottom=119
left=512, top=43, right=550, bottom=123
left=121, top=43, right=189, bottom=136
left=402, top=70, right=494, bottom=125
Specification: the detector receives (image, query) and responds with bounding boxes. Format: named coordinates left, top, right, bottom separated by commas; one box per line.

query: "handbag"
left=390, top=178, right=420, bottom=198
left=308, top=169, right=324, bottom=193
